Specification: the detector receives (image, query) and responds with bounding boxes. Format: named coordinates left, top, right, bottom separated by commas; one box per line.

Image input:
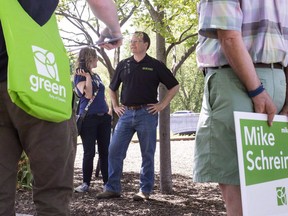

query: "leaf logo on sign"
left=276, top=187, right=287, bottom=206
left=32, top=45, right=59, bottom=81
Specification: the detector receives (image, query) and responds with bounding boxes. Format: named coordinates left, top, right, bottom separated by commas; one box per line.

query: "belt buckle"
left=132, top=105, right=140, bottom=110
left=127, top=106, right=135, bottom=110
left=127, top=105, right=143, bottom=110
left=271, top=63, right=283, bottom=70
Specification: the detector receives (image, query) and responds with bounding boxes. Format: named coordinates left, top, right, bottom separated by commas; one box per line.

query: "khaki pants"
left=193, top=67, right=286, bottom=185
left=0, top=81, right=75, bottom=216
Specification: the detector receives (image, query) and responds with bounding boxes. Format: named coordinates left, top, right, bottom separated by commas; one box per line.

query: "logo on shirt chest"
left=142, top=67, right=153, bottom=71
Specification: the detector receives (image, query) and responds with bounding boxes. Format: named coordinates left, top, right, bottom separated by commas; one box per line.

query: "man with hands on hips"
left=96, top=31, right=179, bottom=201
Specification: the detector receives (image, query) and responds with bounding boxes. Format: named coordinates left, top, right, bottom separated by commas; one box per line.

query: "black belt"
left=90, top=113, right=105, bottom=116
left=209, top=63, right=283, bottom=70
left=203, top=63, right=284, bottom=76
left=126, top=105, right=147, bottom=110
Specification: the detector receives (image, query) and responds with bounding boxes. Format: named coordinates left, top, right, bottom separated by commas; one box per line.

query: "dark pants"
left=0, top=81, right=75, bottom=216
left=80, top=113, right=111, bottom=185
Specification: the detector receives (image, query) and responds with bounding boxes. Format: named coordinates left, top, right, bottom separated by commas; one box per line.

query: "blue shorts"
left=193, top=67, right=286, bottom=185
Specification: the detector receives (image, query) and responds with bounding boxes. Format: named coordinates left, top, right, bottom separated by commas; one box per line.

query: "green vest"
left=0, top=0, right=72, bottom=122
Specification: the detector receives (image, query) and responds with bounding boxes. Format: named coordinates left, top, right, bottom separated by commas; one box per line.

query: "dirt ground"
left=15, top=140, right=227, bottom=215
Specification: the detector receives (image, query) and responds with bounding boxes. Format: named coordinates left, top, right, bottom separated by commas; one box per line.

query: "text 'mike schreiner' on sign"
left=234, top=111, right=288, bottom=216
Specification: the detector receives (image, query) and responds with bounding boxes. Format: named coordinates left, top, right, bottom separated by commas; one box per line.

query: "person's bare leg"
left=219, top=183, right=243, bottom=216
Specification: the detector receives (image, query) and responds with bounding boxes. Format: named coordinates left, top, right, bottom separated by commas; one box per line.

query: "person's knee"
left=219, top=184, right=242, bottom=216
left=84, top=152, right=95, bottom=159
left=219, top=184, right=240, bottom=199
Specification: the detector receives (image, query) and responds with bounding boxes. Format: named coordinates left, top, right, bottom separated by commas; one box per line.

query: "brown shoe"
left=133, top=191, right=149, bottom=201
left=96, top=191, right=121, bottom=199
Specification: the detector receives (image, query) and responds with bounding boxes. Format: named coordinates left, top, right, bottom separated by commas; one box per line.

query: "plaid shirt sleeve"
left=198, top=0, right=242, bottom=39
left=196, top=0, right=288, bottom=67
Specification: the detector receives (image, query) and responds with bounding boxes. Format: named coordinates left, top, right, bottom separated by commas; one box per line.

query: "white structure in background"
left=170, top=110, right=200, bottom=135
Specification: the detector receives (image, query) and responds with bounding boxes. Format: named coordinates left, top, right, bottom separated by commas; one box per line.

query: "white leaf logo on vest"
left=30, top=45, right=66, bottom=101
left=32, top=45, right=59, bottom=81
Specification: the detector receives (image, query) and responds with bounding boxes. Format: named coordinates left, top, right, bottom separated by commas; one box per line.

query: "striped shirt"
left=196, top=0, right=288, bottom=68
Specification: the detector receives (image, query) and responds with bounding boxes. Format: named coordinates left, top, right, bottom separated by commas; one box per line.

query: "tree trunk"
left=156, top=32, right=173, bottom=194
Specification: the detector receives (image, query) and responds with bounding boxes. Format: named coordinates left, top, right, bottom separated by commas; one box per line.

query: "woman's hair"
left=76, top=47, right=98, bottom=70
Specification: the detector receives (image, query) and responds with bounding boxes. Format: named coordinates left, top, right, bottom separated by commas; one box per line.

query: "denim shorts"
left=193, top=67, right=286, bottom=185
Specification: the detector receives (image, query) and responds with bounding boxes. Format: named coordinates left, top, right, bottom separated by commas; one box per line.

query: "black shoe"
left=96, top=191, right=121, bottom=199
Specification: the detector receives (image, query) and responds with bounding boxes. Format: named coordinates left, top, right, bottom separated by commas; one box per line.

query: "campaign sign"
left=234, top=112, right=288, bottom=216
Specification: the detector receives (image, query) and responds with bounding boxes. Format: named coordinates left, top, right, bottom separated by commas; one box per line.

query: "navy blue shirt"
left=0, top=0, right=58, bottom=82
left=74, top=73, right=109, bottom=115
left=109, top=54, right=179, bottom=106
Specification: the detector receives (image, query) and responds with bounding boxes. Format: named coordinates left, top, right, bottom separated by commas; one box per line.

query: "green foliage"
left=170, top=53, right=204, bottom=113
left=17, top=152, right=33, bottom=190
left=116, top=0, right=141, bottom=21
left=131, top=0, right=199, bottom=44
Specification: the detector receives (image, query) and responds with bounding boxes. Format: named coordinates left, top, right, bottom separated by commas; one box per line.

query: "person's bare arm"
left=147, top=84, right=180, bottom=114
left=217, top=29, right=277, bottom=125
left=279, top=67, right=288, bottom=115
left=86, top=0, right=122, bottom=49
left=109, top=88, right=125, bottom=116
left=75, top=70, right=93, bottom=99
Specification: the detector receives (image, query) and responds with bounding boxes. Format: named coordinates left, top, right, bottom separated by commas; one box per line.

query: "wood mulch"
left=15, top=168, right=226, bottom=215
